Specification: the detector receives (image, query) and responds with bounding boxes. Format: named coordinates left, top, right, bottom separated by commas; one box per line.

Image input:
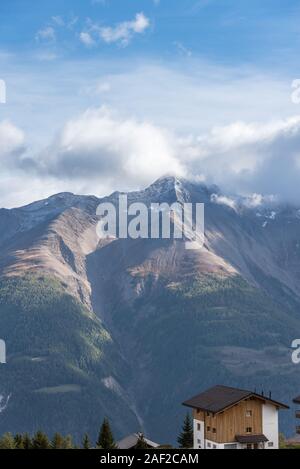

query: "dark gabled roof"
left=183, top=385, right=250, bottom=413
left=293, top=395, right=300, bottom=404
left=236, top=434, right=268, bottom=444
left=183, top=385, right=289, bottom=414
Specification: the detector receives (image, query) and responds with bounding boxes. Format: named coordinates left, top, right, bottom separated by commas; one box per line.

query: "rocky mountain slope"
left=0, top=177, right=300, bottom=442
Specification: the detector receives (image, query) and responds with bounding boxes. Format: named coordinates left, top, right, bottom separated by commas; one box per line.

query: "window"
left=213, top=445, right=217, bottom=449
left=268, top=442, right=274, bottom=448
left=197, top=439, right=201, bottom=445
left=206, top=412, right=211, bottom=417
left=207, top=426, right=211, bottom=432
left=197, top=423, right=201, bottom=431
left=207, top=442, right=211, bottom=448
left=246, top=427, right=252, bottom=433
left=246, top=410, right=252, bottom=417
left=224, top=444, right=238, bottom=450
left=212, top=428, right=217, bottom=434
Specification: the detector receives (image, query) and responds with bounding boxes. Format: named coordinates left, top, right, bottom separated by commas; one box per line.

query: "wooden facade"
left=193, top=397, right=263, bottom=444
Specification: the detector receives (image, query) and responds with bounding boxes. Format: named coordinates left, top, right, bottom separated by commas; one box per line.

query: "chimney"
left=269, top=391, right=272, bottom=399
left=261, top=390, right=264, bottom=397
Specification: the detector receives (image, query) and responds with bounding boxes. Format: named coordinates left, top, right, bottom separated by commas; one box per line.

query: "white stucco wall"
left=262, top=403, right=279, bottom=449
left=206, top=440, right=244, bottom=449
left=193, top=419, right=204, bottom=449
left=206, top=439, right=224, bottom=449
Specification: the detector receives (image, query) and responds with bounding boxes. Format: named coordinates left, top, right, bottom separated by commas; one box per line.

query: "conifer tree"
left=22, top=433, right=32, bottom=450
left=14, top=433, right=24, bottom=449
left=62, top=435, right=74, bottom=449
left=32, top=430, right=51, bottom=449
left=82, top=433, right=91, bottom=449
left=51, top=433, right=65, bottom=449
left=0, top=432, right=17, bottom=449
left=96, top=418, right=116, bottom=449
left=177, top=414, right=193, bottom=449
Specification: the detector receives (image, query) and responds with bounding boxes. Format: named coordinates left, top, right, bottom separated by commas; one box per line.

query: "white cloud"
left=0, top=120, right=25, bottom=160
left=88, top=12, right=150, bottom=47
left=16, top=106, right=300, bottom=205
left=51, top=14, right=78, bottom=30
left=4, top=107, right=300, bottom=207
left=35, top=26, right=56, bottom=43
left=35, top=14, right=78, bottom=47
left=80, top=32, right=95, bottom=47
left=32, top=107, right=183, bottom=191
left=211, top=194, right=237, bottom=211
left=180, top=116, right=300, bottom=202
left=51, top=16, right=65, bottom=27
left=131, top=13, right=150, bottom=33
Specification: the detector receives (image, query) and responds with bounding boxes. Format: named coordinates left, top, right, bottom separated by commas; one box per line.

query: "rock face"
left=0, top=176, right=300, bottom=442
left=0, top=193, right=100, bottom=308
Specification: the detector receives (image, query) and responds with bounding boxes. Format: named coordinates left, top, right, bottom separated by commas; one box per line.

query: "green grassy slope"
left=0, top=275, right=138, bottom=442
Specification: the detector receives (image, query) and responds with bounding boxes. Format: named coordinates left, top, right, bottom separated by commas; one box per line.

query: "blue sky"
left=1, top=0, right=300, bottom=207
left=1, top=0, right=300, bottom=65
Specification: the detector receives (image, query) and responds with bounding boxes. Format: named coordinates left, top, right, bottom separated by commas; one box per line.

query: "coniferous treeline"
left=0, top=414, right=192, bottom=449
left=0, top=418, right=117, bottom=450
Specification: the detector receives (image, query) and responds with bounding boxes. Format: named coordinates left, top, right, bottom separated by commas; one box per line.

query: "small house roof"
left=183, top=385, right=289, bottom=414
left=117, top=433, right=160, bottom=450
left=235, top=434, right=269, bottom=444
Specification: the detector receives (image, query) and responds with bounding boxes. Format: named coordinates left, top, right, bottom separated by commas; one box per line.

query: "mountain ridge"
left=0, top=176, right=300, bottom=442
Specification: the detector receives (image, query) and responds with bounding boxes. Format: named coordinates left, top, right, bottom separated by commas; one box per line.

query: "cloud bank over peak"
left=28, top=107, right=183, bottom=190
left=0, top=106, right=300, bottom=206
left=184, top=116, right=300, bottom=201
left=2, top=107, right=299, bottom=207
